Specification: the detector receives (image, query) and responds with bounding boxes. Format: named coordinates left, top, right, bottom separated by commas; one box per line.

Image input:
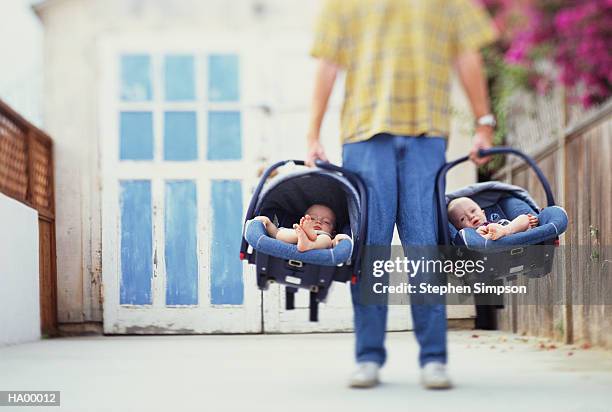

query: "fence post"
left=560, top=88, right=573, bottom=345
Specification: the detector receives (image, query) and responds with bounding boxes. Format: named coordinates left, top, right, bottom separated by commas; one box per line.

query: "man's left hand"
left=469, top=126, right=494, bottom=166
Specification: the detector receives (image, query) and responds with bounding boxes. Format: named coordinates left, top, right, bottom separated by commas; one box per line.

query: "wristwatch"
left=476, top=114, right=497, bottom=128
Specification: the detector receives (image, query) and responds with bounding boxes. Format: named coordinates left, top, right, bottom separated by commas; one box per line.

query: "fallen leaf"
left=567, top=352, right=574, bottom=356
left=581, top=342, right=592, bottom=350
left=472, top=334, right=479, bottom=338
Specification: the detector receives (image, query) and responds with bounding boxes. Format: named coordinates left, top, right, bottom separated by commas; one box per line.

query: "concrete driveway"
left=1, top=330, right=611, bottom=412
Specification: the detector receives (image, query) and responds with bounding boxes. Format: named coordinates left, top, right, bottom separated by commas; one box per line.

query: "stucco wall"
left=37, top=0, right=476, bottom=327
left=0, top=193, right=40, bottom=345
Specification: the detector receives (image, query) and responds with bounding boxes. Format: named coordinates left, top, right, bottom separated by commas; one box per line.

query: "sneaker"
left=420, top=361, right=452, bottom=389
left=348, top=361, right=380, bottom=388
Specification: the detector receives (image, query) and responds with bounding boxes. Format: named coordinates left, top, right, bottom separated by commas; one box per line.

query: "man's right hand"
left=306, top=138, right=328, bottom=167
left=469, top=126, right=494, bottom=166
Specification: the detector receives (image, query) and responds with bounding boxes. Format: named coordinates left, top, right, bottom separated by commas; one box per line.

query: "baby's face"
left=305, top=204, right=336, bottom=233
left=448, top=197, right=487, bottom=229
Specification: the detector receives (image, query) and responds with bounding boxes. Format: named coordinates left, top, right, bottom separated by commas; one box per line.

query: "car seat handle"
left=476, top=147, right=555, bottom=207
left=435, top=146, right=556, bottom=246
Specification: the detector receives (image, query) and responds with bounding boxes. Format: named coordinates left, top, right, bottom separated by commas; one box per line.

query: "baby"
left=255, top=204, right=351, bottom=252
left=448, top=197, right=539, bottom=240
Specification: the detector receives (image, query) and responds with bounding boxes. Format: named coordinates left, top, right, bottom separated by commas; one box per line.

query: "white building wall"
left=0, top=193, right=40, bottom=346
left=36, top=0, right=476, bottom=327
left=37, top=0, right=99, bottom=325
left=0, top=0, right=43, bottom=127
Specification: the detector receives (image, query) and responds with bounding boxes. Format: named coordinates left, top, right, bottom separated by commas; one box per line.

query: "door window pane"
left=164, top=111, right=198, bottom=161
left=208, top=54, right=240, bottom=102
left=210, top=180, right=244, bottom=305
left=120, top=54, right=152, bottom=101
left=164, top=55, right=195, bottom=101
left=207, top=111, right=241, bottom=160
left=165, top=180, right=199, bottom=305
left=120, top=112, right=153, bottom=160
left=120, top=180, right=153, bottom=305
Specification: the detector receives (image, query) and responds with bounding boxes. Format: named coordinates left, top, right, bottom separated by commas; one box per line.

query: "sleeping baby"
left=255, top=204, right=351, bottom=252
left=448, top=197, right=539, bottom=240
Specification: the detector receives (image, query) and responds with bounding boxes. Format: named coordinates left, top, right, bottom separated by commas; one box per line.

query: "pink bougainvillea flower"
left=482, top=0, right=611, bottom=107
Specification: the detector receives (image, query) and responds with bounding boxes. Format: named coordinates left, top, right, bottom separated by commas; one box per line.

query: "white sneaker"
left=420, top=361, right=452, bottom=389
left=348, top=361, right=380, bottom=388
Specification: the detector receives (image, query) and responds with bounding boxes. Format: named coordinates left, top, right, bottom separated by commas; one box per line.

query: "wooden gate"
left=0, top=99, right=57, bottom=336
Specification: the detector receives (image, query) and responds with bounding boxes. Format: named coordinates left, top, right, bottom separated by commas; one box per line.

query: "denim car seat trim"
left=550, top=222, right=558, bottom=235
left=550, top=205, right=569, bottom=220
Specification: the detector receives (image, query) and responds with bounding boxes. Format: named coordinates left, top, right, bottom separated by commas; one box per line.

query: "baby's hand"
left=332, top=234, right=351, bottom=247
left=254, top=216, right=271, bottom=227
left=527, top=214, right=539, bottom=228
left=476, top=226, right=494, bottom=240
left=476, top=226, right=489, bottom=237
left=485, top=223, right=508, bottom=240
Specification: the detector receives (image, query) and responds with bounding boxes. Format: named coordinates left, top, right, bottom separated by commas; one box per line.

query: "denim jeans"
left=342, top=133, right=448, bottom=367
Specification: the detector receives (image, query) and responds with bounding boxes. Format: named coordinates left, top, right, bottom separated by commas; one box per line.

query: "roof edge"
left=31, top=0, right=72, bottom=20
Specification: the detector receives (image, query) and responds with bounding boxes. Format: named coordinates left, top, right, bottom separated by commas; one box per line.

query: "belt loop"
left=393, top=134, right=406, bottom=160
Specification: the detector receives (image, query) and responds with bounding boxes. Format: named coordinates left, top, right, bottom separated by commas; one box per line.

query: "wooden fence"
left=495, top=95, right=612, bottom=348
left=0, top=98, right=57, bottom=337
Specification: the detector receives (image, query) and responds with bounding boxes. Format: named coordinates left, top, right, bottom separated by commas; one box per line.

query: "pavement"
left=1, top=330, right=612, bottom=412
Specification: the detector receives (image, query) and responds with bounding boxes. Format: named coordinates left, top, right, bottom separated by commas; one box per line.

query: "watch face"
left=478, top=115, right=496, bottom=127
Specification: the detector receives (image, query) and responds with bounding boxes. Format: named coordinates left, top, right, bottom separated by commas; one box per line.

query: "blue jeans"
left=342, top=134, right=448, bottom=367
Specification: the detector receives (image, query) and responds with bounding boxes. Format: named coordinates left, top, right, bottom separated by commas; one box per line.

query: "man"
left=306, top=0, right=497, bottom=389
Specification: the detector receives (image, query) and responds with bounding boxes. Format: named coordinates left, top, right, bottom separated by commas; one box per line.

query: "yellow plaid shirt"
left=311, top=0, right=497, bottom=143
